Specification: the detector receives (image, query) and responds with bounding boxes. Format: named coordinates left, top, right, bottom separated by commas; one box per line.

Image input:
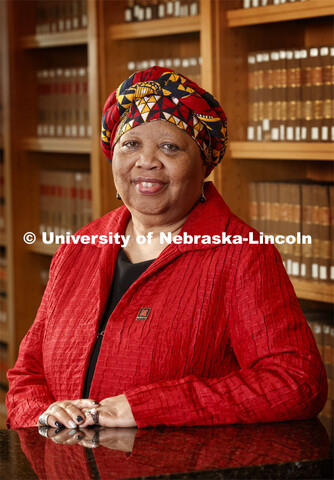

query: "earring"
left=116, top=192, right=121, bottom=200
left=200, top=184, right=206, bottom=203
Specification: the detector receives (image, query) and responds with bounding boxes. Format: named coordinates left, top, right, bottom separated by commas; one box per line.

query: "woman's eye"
left=123, top=140, right=139, bottom=149
left=161, top=143, right=179, bottom=152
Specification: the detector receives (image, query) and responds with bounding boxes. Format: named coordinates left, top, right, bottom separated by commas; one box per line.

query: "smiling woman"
left=6, top=66, right=327, bottom=432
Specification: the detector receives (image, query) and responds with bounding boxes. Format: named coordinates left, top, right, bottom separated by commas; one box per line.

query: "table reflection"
left=6, top=420, right=331, bottom=479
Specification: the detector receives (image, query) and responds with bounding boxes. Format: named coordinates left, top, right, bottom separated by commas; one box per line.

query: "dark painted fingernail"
left=75, top=434, right=83, bottom=440
left=93, top=401, right=99, bottom=405
left=55, top=427, right=62, bottom=434
left=55, top=422, right=64, bottom=428
left=76, top=416, right=83, bottom=422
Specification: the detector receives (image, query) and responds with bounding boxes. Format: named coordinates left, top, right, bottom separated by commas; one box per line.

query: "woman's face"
left=112, top=120, right=206, bottom=225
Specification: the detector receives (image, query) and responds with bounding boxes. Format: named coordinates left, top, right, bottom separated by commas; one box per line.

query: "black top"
left=82, top=249, right=154, bottom=398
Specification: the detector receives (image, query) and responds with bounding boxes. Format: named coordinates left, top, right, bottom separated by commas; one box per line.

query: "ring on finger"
left=38, top=426, right=50, bottom=438
left=38, top=414, right=50, bottom=427
left=90, top=409, right=99, bottom=425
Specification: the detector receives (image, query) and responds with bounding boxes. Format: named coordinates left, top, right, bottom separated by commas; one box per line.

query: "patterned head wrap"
left=101, top=66, right=228, bottom=172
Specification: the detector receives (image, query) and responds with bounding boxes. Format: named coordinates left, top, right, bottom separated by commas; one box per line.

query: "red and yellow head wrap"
left=101, top=66, right=228, bottom=173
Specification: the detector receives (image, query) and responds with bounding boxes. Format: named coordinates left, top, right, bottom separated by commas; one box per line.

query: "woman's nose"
left=135, top=145, right=162, bottom=169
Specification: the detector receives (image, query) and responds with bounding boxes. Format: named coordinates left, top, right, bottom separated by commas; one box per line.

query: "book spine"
left=320, top=46, right=331, bottom=142
left=270, top=51, right=280, bottom=141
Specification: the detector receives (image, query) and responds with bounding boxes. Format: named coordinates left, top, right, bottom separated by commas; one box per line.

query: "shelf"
left=22, top=137, right=92, bottom=154
left=229, top=142, right=334, bottom=161
left=227, top=0, right=334, bottom=27
left=20, top=29, right=88, bottom=49
left=291, top=278, right=334, bottom=303
left=27, top=240, right=58, bottom=257
left=109, top=15, right=201, bottom=40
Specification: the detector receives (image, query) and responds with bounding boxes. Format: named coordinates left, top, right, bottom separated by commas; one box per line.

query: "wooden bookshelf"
left=20, top=29, right=88, bottom=49
left=22, top=137, right=92, bottom=154
left=109, top=15, right=201, bottom=40
left=227, top=0, right=334, bottom=27
left=229, top=142, right=334, bottom=161
left=291, top=278, right=334, bottom=304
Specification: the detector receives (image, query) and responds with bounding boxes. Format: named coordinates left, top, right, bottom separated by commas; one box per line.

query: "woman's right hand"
left=37, top=399, right=99, bottom=429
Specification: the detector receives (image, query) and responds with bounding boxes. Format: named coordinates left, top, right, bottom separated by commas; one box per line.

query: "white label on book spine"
left=261, top=0, right=268, bottom=5
left=190, top=3, right=198, bottom=15
left=286, top=259, right=292, bottom=275
left=247, top=127, right=255, bottom=141
left=263, top=119, right=269, bottom=131
left=311, top=263, right=319, bottom=279
left=286, top=127, right=293, bottom=141
left=73, top=18, right=79, bottom=29
left=331, top=126, right=334, bottom=142
left=295, top=127, right=300, bottom=141
left=252, top=0, right=259, bottom=6
left=65, top=126, right=71, bottom=137
left=256, top=126, right=262, bottom=141
left=158, top=4, right=165, bottom=17
left=79, top=125, right=85, bottom=137
left=243, top=0, right=251, bottom=7
left=174, top=1, right=181, bottom=16
left=65, top=19, right=71, bottom=30
left=271, top=128, right=279, bottom=141
left=87, top=125, right=92, bottom=137
left=319, top=266, right=327, bottom=280
left=300, top=263, right=306, bottom=277
left=291, top=262, right=299, bottom=276
left=56, top=126, right=63, bottom=136
left=166, top=1, right=173, bottom=15
left=145, top=7, right=152, bottom=20
left=330, top=266, right=334, bottom=280
left=58, top=20, right=65, bottom=31
left=311, top=127, right=319, bottom=141
left=72, top=126, right=78, bottom=137
left=301, top=126, right=307, bottom=141
left=279, top=125, right=285, bottom=141
left=321, top=126, right=328, bottom=141
left=125, top=9, right=132, bottom=22
left=49, top=125, right=55, bottom=137
left=82, top=15, right=88, bottom=27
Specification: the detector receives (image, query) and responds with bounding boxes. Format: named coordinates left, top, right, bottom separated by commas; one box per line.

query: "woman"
left=6, top=67, right=327, bottom=430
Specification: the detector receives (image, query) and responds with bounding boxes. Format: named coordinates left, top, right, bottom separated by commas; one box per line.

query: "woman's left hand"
left=81, top=394, right=136, bottom=428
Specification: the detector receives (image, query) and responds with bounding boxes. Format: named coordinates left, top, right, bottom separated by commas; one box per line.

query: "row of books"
left=40, top=170, right=92, bottom=236
left=37, top=67, right=90, bottom=138
left=306, top=311, right=334, bottom=421
left=124, top=0, right=199, bottom=22
left=243, top=0, right=308, bottom=7
left=35, top=0, right=87, bottom=34
left=127, top=56, right=201, bottom=86
left=247, top=45, right=334, bottom=142
left=249, top=181, right=333, bottom=282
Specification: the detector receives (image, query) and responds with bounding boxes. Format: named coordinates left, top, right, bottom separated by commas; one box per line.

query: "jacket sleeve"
left=6, top=248, right=64, bottom=428
left=124, top=243, right=327, bottom=428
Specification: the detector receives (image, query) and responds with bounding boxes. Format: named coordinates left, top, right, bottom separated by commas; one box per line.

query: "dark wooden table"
left=0, top=419, right=332, bottom=479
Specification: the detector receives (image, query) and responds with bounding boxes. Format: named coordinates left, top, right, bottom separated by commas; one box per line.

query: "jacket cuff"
left=124, top=375, right=203, bottom=429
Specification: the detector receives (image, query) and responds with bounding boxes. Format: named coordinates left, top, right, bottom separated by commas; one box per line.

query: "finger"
left=48, top=405, right=79, bottom=429
left=77, top=409, right=95, bottom=428
left=72, top=399, right=100, bottom=409
left=62, top=404, right=86, bottom=426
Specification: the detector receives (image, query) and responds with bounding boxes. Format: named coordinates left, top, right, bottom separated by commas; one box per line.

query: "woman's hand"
left=81, top=394, right=136, bottom=428
left=37, top=399, right=99, bottom=429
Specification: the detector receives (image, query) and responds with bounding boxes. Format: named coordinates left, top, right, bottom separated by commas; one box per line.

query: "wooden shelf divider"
left=21, top=137, right=92, bottom=154
left=227, top=0, right=334, bottom=27
left=109, top=15, right=201, bottom=40
left=291, top=278, right=334, bottom=304
left=229, top=142, right=334, bottom=161
left=20, top=29, right=88, bottom=49
left=27, top=240, right=58, bottom=257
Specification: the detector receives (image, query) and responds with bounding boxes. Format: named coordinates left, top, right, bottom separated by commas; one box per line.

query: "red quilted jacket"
left=6, top=182, right=327, bottom=428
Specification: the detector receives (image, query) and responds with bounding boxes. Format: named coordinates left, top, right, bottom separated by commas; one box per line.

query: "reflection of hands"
left=37, top=399, right=99, bottom=429
left=38, top=426, right=137, bottom=453
left=80, top=394, right=136, bottom=428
